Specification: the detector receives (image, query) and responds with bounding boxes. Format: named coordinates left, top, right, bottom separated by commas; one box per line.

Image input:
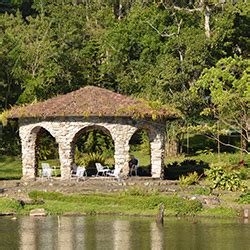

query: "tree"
left=192, top=55, right=249, bottom=153
left=10, top=14, right=62, bottom=103
left=0, top=12, right=23, bottom=110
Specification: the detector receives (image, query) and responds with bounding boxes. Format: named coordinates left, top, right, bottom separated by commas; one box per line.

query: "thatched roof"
left=7, top=86, right=180, bottom=120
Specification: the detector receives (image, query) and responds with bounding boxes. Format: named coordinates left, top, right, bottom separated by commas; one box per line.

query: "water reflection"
left=113, top=220, right=130, bottom=250
left=0, top=216, right=249, bottom=250
left=150, top=222, right=164, bottom=250
left=57, top=216, right=86, bottom=250
left=20, top=217, right=35, bottom=250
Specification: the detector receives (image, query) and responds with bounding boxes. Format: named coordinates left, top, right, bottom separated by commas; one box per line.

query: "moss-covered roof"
left=7, top=86, right=180, bottom=121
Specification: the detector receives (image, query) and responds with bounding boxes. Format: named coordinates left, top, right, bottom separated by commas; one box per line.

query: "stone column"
left=113, top=125, right=136, bottom=174
left=114, top=139, right=130, bottom=171
left=58, top=141, right=73, bottom=180
left=150, top=128, right=165, bottom=179
left=19, top=126, right=37, bottom=180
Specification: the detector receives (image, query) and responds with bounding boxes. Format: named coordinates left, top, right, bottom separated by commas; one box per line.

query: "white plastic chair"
left=41, top=163, right=53, bottom=180
left=95, top=163, right=110, bottom=176
left=71, top=166, right=87, bottom=182
left=107, top=166, right=122, bottom=180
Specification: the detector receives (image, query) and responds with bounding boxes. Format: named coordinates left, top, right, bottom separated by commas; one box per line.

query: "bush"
left=205, top=163, right=247, bottom=192
left=179, top=172, right=200, bottom=188
left=75, top=152, right=107, bottom=175
left=236, top=192, right=250, bottom=204
left=238, top=168, right=248, bottom=180
left=166, top=195, right=203, bottom=215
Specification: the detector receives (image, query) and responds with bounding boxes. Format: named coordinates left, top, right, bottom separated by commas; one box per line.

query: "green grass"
left=131, top=151, right=150, bottom=167
left=131, top=151, right=249, bottom=172
left=199, top=207, right=239, bottom=217
left=0, top=198, right=21, bottom=213
left=165, top=152, right=250, bottom=166
left=0, top=190, right=245, bottom=218
left=0, top=156, right=62, bottom=180
left=24, top=190, right=202, bottom=216
left=0, top=156, right=22, bottom=180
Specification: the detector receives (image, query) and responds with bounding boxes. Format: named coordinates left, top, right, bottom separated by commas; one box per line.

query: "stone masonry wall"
left=19, top=117, right=165, bottom=180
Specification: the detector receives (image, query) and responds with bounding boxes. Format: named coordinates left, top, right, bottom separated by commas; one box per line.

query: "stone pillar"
left=113, top=125, right=136, bottom=174
left=114, top=139, right=130, bottom=172
left=58, top=141, right=73, bottom=180
left=150, top=129, right=165, bottom=179
left=19, top=126, right=37, bottom=180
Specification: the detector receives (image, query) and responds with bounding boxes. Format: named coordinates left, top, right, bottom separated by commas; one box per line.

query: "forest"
left=0, top=0, right=249, bottom=157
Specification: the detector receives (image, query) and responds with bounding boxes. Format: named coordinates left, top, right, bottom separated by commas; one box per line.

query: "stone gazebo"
left=8, top=86, right=178, bottom=180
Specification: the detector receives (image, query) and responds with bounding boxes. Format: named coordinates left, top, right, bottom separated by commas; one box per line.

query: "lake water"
left=0, top=216, right=249, bottom=250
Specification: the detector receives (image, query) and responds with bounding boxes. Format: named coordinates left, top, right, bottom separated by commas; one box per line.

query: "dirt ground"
left=0, top=177, right=180, bottom=200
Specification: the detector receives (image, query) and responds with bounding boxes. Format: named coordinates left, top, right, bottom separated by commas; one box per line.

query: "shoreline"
left=0, top=178, right=249, bottom=219
left=0, top=210, right=248, bottom=221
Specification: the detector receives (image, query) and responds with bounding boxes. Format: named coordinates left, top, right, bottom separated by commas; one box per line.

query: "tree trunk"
left=204, top=4, right=211, bottom=38
left=241, top=126, right=249, bottom=153
left=113, top=0, right=123, bottom=20
left=166, top=137, right=180, bottom=157
left=217, top=121, right=220, bottom=160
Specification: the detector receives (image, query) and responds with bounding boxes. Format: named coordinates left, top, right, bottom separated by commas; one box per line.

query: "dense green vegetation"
left=0, top=2, right=249, bottom=211
left=0, top=0, right=249, bottom=157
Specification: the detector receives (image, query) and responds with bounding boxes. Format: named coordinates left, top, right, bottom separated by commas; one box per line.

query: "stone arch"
left=20, top=124, right=59, bottom=180
left=128, top=128, right=151, bottom=176
left=72, top=124, right=114, bottom=145
left=30, top=124, right=58, bottom=141
left=70, top=124, right=115, bottom=174
left=128, top=123, right=165, bottom=178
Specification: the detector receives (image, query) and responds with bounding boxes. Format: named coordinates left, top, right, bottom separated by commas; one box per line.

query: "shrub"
left=166, top=195, right=203, bottom=215
left=236, top=192, right=250, bottom=204
left=76, top=152, right=106, bottom=169
left=179, top=172, right=200, bottom=188
left=238, top=168, right=248, bottom=180
left=205, top=163, right=247, bottom=192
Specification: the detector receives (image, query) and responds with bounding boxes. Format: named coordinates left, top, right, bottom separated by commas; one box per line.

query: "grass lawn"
left=0, top=152, right=249, bottom=180
left=0, top=156, right=61, bottom=180
left=1, top=190, right=203, bottom=216
left=0, top=156, right=22, bottom=180
left=0, top=188, right=247, bottom=217
left=132, top=151, right=250, bottom=167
